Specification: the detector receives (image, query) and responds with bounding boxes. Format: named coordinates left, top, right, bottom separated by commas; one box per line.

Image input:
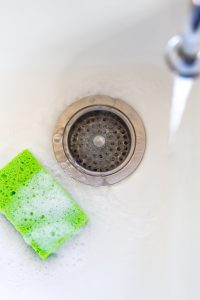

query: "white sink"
left=0, top=0, right=198, bottom=299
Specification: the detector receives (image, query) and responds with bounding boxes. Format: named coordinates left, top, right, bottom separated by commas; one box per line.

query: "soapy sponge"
left=0, top=150, right=88, bottom=259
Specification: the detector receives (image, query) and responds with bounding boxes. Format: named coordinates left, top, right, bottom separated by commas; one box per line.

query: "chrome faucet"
left=166, top=0, right=200, bottom=77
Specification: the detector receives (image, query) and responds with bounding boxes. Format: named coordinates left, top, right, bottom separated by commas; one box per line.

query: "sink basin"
left=0, top=0, right=198, bottom=299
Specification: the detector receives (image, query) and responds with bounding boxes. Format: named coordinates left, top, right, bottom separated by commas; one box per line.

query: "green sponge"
left=0, top=150, right=88, bottom=259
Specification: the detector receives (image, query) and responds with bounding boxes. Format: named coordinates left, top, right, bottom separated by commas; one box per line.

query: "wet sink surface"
left=0, top=0, right=199, bottom=300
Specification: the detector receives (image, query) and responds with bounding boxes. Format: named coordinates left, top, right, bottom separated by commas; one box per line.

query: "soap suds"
left=12, top=170, right=73, bottom=225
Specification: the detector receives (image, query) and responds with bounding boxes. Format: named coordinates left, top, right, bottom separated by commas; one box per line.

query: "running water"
left=169, top=76, right=193, bottom=144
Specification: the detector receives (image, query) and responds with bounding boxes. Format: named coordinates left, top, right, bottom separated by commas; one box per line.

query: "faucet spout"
left=166, top=1, right=200, bottom=77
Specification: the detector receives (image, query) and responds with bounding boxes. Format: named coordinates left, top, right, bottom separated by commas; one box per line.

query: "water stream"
left=169, top=76, right=193, bottom=144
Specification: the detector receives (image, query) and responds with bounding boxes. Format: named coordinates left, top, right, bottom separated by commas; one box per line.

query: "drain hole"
left=67, top=110, right=131, bottom=172
left=53, top=95, right=146, bottom=186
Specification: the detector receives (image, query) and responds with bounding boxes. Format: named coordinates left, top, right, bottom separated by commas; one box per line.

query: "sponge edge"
left=0, top=149, right=89, bottom=260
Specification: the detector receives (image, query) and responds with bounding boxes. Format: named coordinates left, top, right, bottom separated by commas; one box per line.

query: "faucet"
left=166, top=0, right=200, bottom=77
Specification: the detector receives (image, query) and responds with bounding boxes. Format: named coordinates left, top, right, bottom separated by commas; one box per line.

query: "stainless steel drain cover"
left=53, top=95, right=146, bottom=186
left=67, top=110, right=131, bottom=173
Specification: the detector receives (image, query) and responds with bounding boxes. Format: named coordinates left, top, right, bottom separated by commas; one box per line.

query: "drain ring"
left=53, top=95, right=146, bottom=186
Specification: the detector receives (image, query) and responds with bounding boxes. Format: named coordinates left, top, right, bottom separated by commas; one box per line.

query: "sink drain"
left=67, top=109, right=131, bottom=173
left=53, top=95, right=146, bottom=186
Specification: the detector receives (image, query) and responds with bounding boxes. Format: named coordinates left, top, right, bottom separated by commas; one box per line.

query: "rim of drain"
left=53, top=95, right=146, bottom=186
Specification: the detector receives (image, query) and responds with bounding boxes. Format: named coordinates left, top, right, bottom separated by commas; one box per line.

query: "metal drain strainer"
left=53, top=95, right=146, bottom=186
left=67, top=110, right=131, bottom=172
